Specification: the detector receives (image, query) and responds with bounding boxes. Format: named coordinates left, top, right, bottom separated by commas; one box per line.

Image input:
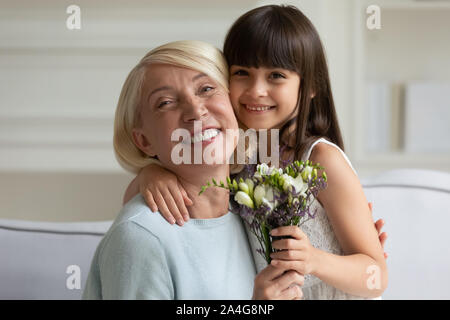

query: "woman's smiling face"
left=229, top=65, right=300, bottom=130
left=133, top=64, right=238, bottom=171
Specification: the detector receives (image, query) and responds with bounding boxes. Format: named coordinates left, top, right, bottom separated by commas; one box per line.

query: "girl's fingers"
left=170, top=185, right=190, bottom=222
left=270, top=226, right=305, bottom=240
left=379, top=231, right=388, bottom=248
left=270, top=250, right=305, bottom=261
left=160, top=189, right=185, bottom=226
left=143, top=190, right=158, bottom=213
left=384, top=252, right=389, bottom=260
left=375, top=219, right=384, bottom=234
left=178, top=181, right=193, bottom=207
left=271, top=238, right=303, bottom=251
left=153, top=191, right=177, bottom=225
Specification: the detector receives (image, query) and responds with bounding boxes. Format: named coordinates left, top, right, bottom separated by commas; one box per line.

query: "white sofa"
left=0, top=169, right=449, bottom=299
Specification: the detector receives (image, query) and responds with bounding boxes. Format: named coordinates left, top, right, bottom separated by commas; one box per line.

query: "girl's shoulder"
left=306, top=138, right=357, bottom=177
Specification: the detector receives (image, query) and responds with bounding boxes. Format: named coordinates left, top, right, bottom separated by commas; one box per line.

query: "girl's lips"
left=242, top=104, right=276, bottom=114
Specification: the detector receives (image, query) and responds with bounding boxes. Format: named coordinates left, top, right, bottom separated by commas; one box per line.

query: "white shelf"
left=351, top=0, right=450, bottom=174
left=375, top=0, right=450, bottom=10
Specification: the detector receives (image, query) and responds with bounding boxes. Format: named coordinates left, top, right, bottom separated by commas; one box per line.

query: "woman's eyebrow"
left=147, top=73, right=207, bottom=102
left=148, top=86, right=172, bottom=102
left=192, top=73, right=207, bottom=81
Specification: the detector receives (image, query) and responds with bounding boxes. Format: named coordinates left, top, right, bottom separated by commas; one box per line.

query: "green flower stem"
left=261, top=221, right=272, bottom=264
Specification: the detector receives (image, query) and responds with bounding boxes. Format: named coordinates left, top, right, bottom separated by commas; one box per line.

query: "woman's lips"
left=190, top=128, right=222, bottom=147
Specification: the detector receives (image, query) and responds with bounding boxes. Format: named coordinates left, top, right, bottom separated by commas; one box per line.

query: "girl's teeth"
left=191, top=129, right=220, bottom=143
left=246, top=105, right=272, bottom=111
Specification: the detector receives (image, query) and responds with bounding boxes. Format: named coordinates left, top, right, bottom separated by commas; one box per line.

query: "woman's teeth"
left=191, top=129, right=221, bottom=143
left=245, top=105, right=273, bottom=111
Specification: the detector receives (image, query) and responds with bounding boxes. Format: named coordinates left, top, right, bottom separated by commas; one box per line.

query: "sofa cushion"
left=0, top=169, right=448, bottom=299
left=0, top=219, right=111, bottom=299
left=361, top=169, right=450, bottom=299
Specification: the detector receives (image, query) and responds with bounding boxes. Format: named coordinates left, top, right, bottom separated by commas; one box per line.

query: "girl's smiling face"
left=229, top=65, right=301, bottom=130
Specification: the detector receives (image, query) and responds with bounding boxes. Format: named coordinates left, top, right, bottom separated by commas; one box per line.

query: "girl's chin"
left=240, top=119, right=273, bottom=131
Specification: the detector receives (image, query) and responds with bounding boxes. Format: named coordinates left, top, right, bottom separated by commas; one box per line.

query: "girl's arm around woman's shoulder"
left=309, top=142, right=388, bottom=298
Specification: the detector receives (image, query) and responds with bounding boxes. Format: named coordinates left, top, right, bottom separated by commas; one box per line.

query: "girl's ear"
left=132, top=128, right=157, bottom=157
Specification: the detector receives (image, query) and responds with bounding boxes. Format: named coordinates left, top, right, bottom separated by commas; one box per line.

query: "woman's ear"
left=132, top=128, right=157, bottom=157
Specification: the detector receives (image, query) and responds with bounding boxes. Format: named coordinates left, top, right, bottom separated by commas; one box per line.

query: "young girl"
left=123, top=5, right=388, bottom=299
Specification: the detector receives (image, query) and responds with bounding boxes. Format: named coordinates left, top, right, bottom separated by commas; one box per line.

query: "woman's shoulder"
left=106, top=195, right=173, bottom=246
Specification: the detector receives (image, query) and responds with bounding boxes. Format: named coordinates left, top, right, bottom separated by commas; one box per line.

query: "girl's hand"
left=138, top=164, right=193, bottom=226
left=369, top=202, right=388, bottom=259
left=269, top=226, right=317, bottom=276
left=252, top=264, right=304, bottom=300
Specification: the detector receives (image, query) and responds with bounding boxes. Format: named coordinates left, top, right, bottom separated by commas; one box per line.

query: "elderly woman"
left=82, top=40, right=304, bottom=300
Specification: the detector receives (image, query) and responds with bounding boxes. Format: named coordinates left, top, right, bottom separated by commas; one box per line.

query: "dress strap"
left=303, top=138, right=357, bottom=176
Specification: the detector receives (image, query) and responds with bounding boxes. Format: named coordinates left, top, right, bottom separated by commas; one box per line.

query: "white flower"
left=283, top=174, right=308, bottom=196
left=245, top=178, right=254, bottom=197
left=256, top=163, right=281, bottom=176
left=253, top=184, right=277, bottom=211
left=256, top=163, right=269, bottom=175
left=238, top=181, right=250, bottom=194
left=234, top=191, right=254, bottom=209
left=301, top=165, right=314, bottom=181
left=253, top=185, right=265, bottom=207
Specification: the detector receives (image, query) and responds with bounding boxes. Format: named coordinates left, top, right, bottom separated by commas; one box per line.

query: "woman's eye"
left=270, top=72, right=285, bottom=79
left=203, top=86, right=213, bottom=92
left=157, top=100, right=172, bottom=108
left=200, top=86, right=215, bottom=94
left=233, top=69, right=248, bottom=76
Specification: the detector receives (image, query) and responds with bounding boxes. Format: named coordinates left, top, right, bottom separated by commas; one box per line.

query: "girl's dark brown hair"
left=223, top=4, right=344, bottom=159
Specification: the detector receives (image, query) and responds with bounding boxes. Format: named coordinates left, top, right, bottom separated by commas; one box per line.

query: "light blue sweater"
left=82, top=195, right=257, bottom=300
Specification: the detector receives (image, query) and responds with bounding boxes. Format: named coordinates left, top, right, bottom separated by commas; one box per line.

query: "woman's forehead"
left=144, top=65, right=213, bottom=93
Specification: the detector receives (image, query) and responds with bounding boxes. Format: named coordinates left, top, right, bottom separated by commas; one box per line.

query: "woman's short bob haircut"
left=113, top=40, right=229, bottom=173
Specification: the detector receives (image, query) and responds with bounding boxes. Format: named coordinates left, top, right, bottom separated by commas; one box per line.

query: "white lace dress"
left=245, top=138, right=381, bottom=300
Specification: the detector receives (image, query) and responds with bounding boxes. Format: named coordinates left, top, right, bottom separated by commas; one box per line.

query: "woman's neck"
left=175, top=165, right=230, bottom=219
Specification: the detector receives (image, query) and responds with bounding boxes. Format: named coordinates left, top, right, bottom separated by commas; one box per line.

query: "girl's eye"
left=270, top=72, right=286, bottom=79
left=232, top=69, right=248, bottom=76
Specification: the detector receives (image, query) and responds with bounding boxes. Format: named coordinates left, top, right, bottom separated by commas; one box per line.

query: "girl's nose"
left=182, top=97, right=209, bottom=122
left=245, top=77, right=268, bottom=99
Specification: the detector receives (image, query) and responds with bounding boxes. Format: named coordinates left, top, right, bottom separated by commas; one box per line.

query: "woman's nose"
left=182, top=97, right=209, bottom=122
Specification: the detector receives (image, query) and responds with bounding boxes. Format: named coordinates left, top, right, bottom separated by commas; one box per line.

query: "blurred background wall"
left=1, top=0, right=449, bottom=221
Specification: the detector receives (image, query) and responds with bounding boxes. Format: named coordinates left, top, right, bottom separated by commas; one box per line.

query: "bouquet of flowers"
left=199, top=160, right=327, bottom=264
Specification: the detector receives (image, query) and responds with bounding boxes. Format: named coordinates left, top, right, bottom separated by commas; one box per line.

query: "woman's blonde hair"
left=113, top=40, right=229, bottom=173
